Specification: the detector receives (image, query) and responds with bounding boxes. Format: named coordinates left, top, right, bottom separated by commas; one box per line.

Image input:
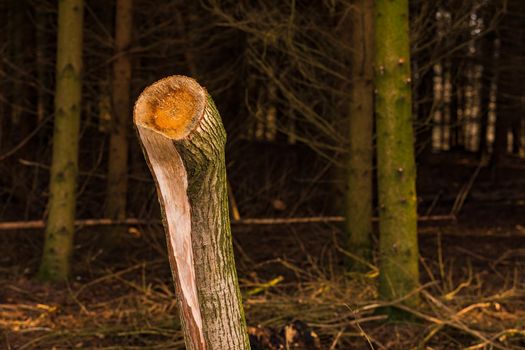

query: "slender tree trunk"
left=493, top=105, right=509, bottom=163
left=374, top=0, right=420, bottom=307
left=344, top=0, right=374, bottom=270
left=494, top=0, right=525, bottom=165
left=511, top=120, right=521, bottom=155
left=36, top=4, right=48, bottom=123
left=134, top=76, right=250, bottom=349
left=8, top=0, right=24, bottom=127
left=449, top=58, right=460, bottom=150
left=105, top=0, right=133, bottom=221
left=38, top=0, right=84, bottom=281
left=476, top=1, right=495, bottom=158
left=415, top=64, right=434, bottom=159
left=0, top=0, right=6, bottom=150
left=96, top=1, right=114, bottom=134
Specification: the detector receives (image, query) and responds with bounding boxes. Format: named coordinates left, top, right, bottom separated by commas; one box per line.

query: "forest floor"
left=1, top=153, right=525, bottom=349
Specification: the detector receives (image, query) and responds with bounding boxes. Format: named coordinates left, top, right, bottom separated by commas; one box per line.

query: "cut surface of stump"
left=135, top=77, right=205, bottom=140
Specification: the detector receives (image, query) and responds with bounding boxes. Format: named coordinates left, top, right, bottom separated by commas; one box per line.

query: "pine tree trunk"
left=345, top=0, right=374, bottom=270
left=494, top=0, right=525, bottom=165
left=416, top=64, right=435, bottom=159
left=0, top=0, right=6, bottom=151
left=8, top=0, right=24, bottom=126
left=105, top=0, right=133, bottom=221
left=511, top=120, right=522, bottom=155
left=134, top=76, right=250, bottom=350
left=493, top=107, right=509, bottom=163
left=36, top=4, right=48, bottom=123
left=374, top=0, right=420, bottom=307
left=96, top=1, right=114, bottom=134
left=476, top=2, right=495, bottom=158
left=38, top=0, right=84, bottom=281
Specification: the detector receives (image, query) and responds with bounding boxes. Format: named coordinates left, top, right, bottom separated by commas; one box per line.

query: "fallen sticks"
left=0, top=215, right=456, bottom=231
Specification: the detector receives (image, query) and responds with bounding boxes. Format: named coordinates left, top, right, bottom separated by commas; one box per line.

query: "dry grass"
left=1, top=224, right=525, bottom=350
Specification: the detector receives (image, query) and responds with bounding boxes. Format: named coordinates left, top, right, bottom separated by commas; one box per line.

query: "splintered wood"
left=134, top=76, right=207, bottom=349
left=137, top=127, right=205, bottom=349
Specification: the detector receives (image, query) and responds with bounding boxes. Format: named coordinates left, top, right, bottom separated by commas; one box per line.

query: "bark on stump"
left=134, top=76, right=250, bottom=350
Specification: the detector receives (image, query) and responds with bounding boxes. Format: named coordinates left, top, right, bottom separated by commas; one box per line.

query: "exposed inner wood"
left=137, top=127, right=205, bottom=349
left=134, top=76, right=207, bottom=349
left=134, top=75, right=206, bottom=140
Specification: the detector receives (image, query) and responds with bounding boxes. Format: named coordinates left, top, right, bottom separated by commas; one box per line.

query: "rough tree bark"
left=344, top=0, right=374, bottom=270
left=477, top=28, right=495, bottom=159
left=105, top=0, right=133, bottom=222
left=134, top=76, right=250, bottom=349
left=0, top=1, right=7, bottom=150
left=38, top=0, right=84, bottom=281
left=374, top=0, right=420, bottom=307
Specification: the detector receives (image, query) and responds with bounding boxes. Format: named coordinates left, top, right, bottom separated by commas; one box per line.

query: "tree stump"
left=134, top=76, right=250, bottom=349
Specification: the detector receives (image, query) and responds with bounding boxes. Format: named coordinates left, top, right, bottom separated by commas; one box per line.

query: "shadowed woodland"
left=1, top=0, right=525, bottom=349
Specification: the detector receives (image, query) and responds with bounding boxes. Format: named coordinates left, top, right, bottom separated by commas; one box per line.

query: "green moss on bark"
left=374, top=0, right=420, bottom=307
left=38, top=0, right=84, bottom=281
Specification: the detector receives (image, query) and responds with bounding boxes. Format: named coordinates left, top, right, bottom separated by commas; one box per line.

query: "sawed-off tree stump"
left=134, top=76, right=250, bottom=349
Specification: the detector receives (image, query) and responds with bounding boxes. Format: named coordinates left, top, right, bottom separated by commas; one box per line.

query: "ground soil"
left=1, top=153, right=524, bottom=349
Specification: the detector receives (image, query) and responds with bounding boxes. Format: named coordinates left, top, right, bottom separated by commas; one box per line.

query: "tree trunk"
left=105, top=0, right=133, bottom=222
left=0, top=0, right=6, bottom=150
left=511, top=119, right=522, bottom=155
left=134, top=76, right=250, bottom=350
left=494, top=0, right=525, bottom=165
left=38, top=0, right=84, bottom=281
left=36, top=4, right=48, bottom=123
left=8, top=0, right=24, bottom=127
left=374, top=0, right=420, bottom=307
left=344, top=0, right=374, bottom=270
left=477, top=5, right=496, bottom=158
left=415, top=63, right=434, bottom=159
left=449, top=57, right=460, bottom=150
left=96, top=1, right=114, bottom=134
left=493, top=105, right=509, bottom=163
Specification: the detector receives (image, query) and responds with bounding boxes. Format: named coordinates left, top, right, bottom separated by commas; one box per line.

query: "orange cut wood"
left=134, top=76, right=206, bottom=140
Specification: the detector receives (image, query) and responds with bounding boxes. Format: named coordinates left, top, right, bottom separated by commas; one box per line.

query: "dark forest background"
left=1, top=0, right=525, bottom=349
left=1, top=0, right=521, bottom=222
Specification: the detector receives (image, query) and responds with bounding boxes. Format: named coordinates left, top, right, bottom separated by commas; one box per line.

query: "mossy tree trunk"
left=344, top=0, right=375, bottom=271
left=105, top=0, right=133, bottom=222
left=374, top=0, right=420, bottom=307
left=38, top=0, right=84, bottom=281
left=134, top=76, right=250, bottom=349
